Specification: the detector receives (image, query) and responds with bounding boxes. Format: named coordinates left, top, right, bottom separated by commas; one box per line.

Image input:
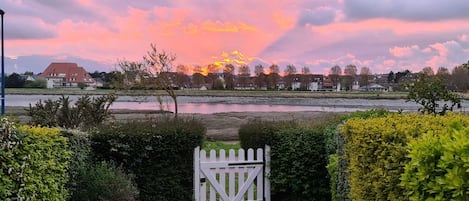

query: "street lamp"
left=0, top=9, right=4, bottom=115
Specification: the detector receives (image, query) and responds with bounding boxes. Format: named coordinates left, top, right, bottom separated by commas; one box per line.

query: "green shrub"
left=61, top=129, right=92, bottom=200
left=0, top=122, right=71, bottom=201
left=327, top=154, right=338, bottom=201
left=238, top=120, right=298, bottom=149
left=27, top=94, right=116, bottom=130
left=91, top=117, right=205, bottom=201
left=72, top=161, right=138, bottom=201
left=401, top=125, right=469, bottom=200
left=269, top=125, right=330, bottom=201
left=335, top=109, right=392, bottom=201
left=341, top=113, right=469, bottom=201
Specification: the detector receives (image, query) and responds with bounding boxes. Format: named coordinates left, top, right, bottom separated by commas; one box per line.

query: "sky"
left=3, top=0, right=469, bottom=75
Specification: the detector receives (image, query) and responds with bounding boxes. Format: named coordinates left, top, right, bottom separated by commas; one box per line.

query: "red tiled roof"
left=40, top=62, right=95, bottom=83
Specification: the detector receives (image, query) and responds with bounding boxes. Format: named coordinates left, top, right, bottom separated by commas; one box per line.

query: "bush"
left=238, top=120, right=298, bottom=150
left=269, top=125, right=330, bottom=201
left=335, top=109, right=392, bottom=201
left=401, top=124, right=469, bottom=200
left=91, top=117, right=205, bottom=201
left=72, top=161, right=138, bottom=201
left=28, top=94, right=116, bottom=130
left=341, top=113, right=469, bottom=201
left=61, top=129, right=92, bottom=200
left=0, top=121, right=71, bottom=201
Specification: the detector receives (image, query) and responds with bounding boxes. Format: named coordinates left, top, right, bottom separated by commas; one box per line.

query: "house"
left=40, top=62, right=96, bottom=89
left=359, top=84, right=388, bottom=92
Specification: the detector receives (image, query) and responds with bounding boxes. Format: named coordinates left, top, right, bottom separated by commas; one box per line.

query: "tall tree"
left=284, top=64, right=297, bottom=90
left=254, top=64, right=266, bottom=89
left=359, top=66, right=372, bottom=88
left=238, top=65, right=251, bottom=88
left=451, top=65, right=469, bottom=92
left=176, top=64, right=188, bottom=74
left=420, top=66, right=434, bottom=76
left=343, top=64, right=357, bottom=90
left=387, top=71, right=395, bottom=83
left=329, top=65, right=342, bottom=88
left=436, top=67, right=450, bottom=86
left=122, top=43, right=178, bottom=117
left=269, top=64, right=280, bottom=74
left=224, top=64, right=235, bottom=89
left=268, top=64, right=280, bottom=90
left=301, top=66, right=310, bottom=75
left=254, top=64, right=264, bottom=76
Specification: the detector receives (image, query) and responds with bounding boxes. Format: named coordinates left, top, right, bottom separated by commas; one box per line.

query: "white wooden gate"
left=194, top=146, right=270, bottom=201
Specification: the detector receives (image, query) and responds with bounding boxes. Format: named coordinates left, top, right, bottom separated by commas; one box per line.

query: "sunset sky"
left=3, top=0, right=469, bottom=75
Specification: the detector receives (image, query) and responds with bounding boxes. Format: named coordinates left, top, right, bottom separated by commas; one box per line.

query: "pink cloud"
left=389, top=45, right=420, bottom=58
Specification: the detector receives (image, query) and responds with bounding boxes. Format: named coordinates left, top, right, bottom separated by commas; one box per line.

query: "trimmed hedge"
left=269, top=126, right=331, bottom=201
left=239, top=121, right=333, bottom=201
left=401, top=124, right=469, bottom=200
left=91, top=117, right=205, bottom=201
left=239, top=120, right=298, bottom=150
left=341, top=113, right=469, bottom=201
left=0, top=119, right=71, bottom=201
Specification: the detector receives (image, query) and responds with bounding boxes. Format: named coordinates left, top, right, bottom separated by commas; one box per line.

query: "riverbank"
left=9, top=106, right=343, bottom=141
left=6, top=88, right=411, bottom=99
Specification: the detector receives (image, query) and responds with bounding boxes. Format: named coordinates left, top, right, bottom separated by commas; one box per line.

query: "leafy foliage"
left=406, top=74, right=461, bottom=115
left=340, top=113, right=469, bottom=201
left=238, top=120, right=298, bottom=150
left=401, top=124, right=469, bottom=200
left=269, top=126, right=331, bottom=201
left=1, top=120, right=71, bottom=201
left=91, top=117, right=205, bottom=201
left=72, top=161, right=138, bottom=201
left=27, top=94, right=116, bottom=130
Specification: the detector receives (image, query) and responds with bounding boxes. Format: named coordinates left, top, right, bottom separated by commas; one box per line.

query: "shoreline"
left=8, top=106, right=344, bottom=141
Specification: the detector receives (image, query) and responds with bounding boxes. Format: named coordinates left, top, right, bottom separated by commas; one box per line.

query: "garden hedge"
left=340, top=113, right=469, bottom=201
left=0, top=119, right=71, bottom=201
left=91, top=117, right=205, bottom=201
left=239, top=121, right=332, bottom=201
left=401, top=123, right=469, bottom=200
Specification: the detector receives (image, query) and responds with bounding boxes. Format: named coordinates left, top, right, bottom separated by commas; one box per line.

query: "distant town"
left=5, top=61, right=469, bottom=92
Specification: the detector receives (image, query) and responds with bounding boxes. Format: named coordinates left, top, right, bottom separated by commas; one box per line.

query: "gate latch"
left=200, top=178, right=206, bottom=183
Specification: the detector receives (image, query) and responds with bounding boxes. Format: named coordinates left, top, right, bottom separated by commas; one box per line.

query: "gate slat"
left=228, top=149, right=236, bottom=199
left=247, top=149, right=254, bottom=200
left=265, top=145, right=271, bottom=201
left=200, top=150, right=207, bottom=201
left=209, top=150, right=217, bottom=201
left=256, top=148, right=264, bottom=200
left=237, top=149, right=245, bottom=201
left=219, top=149, right=226, bottom=201
left=194, top=147, right=200, bottom=201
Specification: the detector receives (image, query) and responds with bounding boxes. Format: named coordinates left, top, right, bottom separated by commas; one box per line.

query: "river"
left=7, top=94, right=466, bottom=114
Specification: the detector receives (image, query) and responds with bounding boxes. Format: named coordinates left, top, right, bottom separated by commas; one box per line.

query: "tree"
left=237, top=65, right=251, bottom=88
left=268, top=64, right=280, bottom=90
left=191, top=73, right=206, bottom=87
left=118, top=44, right=179, bottom=117
left=269, top=64, right=280, bottom=74
left=142, top=44, right=179, bottom=117
left=343, top=64, right=357, bottom=90
left=254, top=64, right=264, bottom=76
left=387, top=71, right=395, bottom=83
left=420, top=66, right=434, bottom=76
left=359, top=66, right=372, bottom=88
left=5, top=73, right=25, bottom=88
left=284, top=64, right=297, bottom=90
left=329, top=65, right=341, bottom=88
left=223, top=64, right=235, bottom=89
left=301, top=66, right=310, bottom=75
left=406, top=74, right=461, bottom=115
left=436, top=67, right=450, bottom=86
left=451, top=65, right=469, bottom=92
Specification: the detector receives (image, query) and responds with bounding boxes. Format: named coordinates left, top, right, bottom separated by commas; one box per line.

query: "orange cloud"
left=201, top=21, right=257, bottom=32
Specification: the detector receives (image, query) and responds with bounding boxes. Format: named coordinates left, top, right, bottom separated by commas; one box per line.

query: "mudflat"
left=9, top=106, right=344, bottom=141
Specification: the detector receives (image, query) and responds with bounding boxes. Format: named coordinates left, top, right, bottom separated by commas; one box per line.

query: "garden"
left=1, top=94, right=469, bottom=200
